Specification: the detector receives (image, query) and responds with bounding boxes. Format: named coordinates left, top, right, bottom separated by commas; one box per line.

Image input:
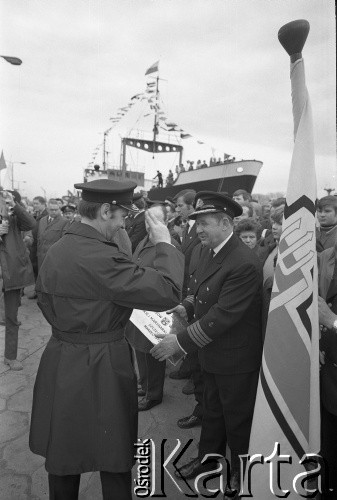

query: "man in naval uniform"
left=29, top=179, right=184, bottom=500
left=151, top=191, right=263, bottom=498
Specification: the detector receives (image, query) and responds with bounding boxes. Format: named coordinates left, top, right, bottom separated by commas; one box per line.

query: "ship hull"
left=147, top=160, right=262, bottom=201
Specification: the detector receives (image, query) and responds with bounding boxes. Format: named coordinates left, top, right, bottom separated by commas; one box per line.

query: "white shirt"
left=187, top=219, right=195, bottom=233
left=212, top=232, right=233, bottom=255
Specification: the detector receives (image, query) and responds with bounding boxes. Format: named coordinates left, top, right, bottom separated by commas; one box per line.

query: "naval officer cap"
left=189, top=191, right=243, bottom=220
left=74, top=179, right=138, bottom=211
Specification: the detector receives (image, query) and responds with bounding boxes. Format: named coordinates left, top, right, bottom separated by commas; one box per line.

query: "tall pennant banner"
left=245, top=21, right=320, bottom=499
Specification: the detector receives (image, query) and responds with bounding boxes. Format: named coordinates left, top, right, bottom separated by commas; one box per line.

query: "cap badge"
left=196, top=199, right=204, bottom=209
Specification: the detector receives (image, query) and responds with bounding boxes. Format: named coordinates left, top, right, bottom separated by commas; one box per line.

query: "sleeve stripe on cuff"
left=187, top=321, right=212, bottom=348
left=187, top=324, right=204, bottom=348
left=194, top=320, right=212, bottom=345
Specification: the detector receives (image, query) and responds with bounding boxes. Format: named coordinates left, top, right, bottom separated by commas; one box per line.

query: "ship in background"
left=84, top=62, right=263, bottom=200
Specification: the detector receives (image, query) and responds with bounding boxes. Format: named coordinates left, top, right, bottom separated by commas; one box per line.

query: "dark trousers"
left=321, top=405, right=337, bottom=497
left=48, top=471, right=132, bottom=500
left=198, top=370, right=259, bottom=471
left=191, top=352, right=204, bottom=419
left=4, top=288, right=22, bottom=360
left=136, top=350, right=165, bottom=401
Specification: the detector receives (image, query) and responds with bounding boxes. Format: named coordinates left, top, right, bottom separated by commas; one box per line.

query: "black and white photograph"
left=0, top=1, right=336, bottom=499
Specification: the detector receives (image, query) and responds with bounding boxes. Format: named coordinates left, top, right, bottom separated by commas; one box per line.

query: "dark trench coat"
left=29, top=222, right=183, bottom=475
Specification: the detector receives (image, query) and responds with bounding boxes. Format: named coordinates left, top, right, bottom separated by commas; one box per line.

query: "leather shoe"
left=182, top=378, right=195, bottom=395
left=177, top=414, right=201, bottom=429
left=174, top=457, right=219, bottom=480
left=4, top=358, right=23, bottom=371
left=169, top=369, right=191, bottom=380
left=138, top=398, right=161, bottom=411
left=224, top=470, right=241, bottom=498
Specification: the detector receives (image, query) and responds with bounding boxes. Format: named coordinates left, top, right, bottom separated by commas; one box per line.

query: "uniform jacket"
left=181, top=223, right=201, bottom=298
left=0, top=204, right=36, bottom=291
left=125, top=234, right=183, bottom=352
left=37, top=214, right=69, bottom=269
left=178, top=234, right=263, bottom=375
left=318, top=247, right=337, bottom=416
left=126, top=211, right=147, bottom=252
left=29, top=221, right=184, bottom=475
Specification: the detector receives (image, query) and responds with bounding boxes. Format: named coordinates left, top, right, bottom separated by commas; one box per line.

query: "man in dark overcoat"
left=169, top=189, right=200, bottom=383
left=36, top=198, right=69, bottom=270
left=29, top=179, right=184, bottom=500
left=126, top=192, right=147, bottom=252
left=151, top=191, right=263, bottom=496
left=125, top=202, right=182, bottom=411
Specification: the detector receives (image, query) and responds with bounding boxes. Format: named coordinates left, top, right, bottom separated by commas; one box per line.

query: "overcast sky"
left=0, top=0, right=335, bottom=200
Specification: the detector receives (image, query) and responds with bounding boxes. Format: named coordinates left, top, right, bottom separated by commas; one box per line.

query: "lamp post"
left=10, top=161, right=26, bottom=190
left=0, top=55, right=22, bottom=66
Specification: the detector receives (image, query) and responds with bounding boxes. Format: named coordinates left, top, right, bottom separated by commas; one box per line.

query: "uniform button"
left=190, top=274, right=192, bottom=278
left=187, top=288, right=190, bottom=292
left=322, top=327, right=327, bottom=332
left=195, top=279, right=197, bottom=283
left=199, top=300, right=202, bottom=303
left=206, top=287, right=209, bottom=291
left=208, top=322, right=214, bottom=327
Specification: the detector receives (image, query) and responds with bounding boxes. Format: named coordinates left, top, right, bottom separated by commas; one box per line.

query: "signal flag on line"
left=145, top=60, right=159, bottom=76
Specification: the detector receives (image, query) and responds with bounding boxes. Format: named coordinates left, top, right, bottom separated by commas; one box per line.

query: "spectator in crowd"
left=0, top=190, right=36, bottom=370
left=257, top=205, right=284, bottom=336
left=188, top=161, right=194, bottom=171
left=61, top=203, right=77, bottom=222
left=232, top=189, right=252, bottom=204
left=169, top=190, right=200, bottom=392
left=317, top=243, right=337, bottom=496
left=235, top=218, right=262, bottom=250
left=55, top=198, right=64, bottom=209
left=180, top=164, right=186, bottom=172
left=316, top=196, right=337, bottom=252
left=153, top=170, right=163, bottom=188
left=196, top=160, right=202, bottom=169
left=126, top=193, right=147, bottom=252
left=125, top=203, right=182, bottom=412
left=234, top=201, right=254, bottom=225
left=175, top=165, right=179, bottom=176
left=37, top=199, right=69, bottom=271
left=201, top=160, right=208, bottom=168
left=26, top=196, right=49, bottom=299
left=166, top=170, right=174, bottom=186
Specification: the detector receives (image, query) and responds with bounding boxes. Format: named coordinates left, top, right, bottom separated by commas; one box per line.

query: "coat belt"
left=52, top=328, right=124, bottom=344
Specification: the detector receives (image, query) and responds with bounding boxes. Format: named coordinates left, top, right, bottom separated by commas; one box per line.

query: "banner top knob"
left=278, top=20, right=310, bottom=59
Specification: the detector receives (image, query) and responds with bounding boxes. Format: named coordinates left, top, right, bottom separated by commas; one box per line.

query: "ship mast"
left=152, top=75, right=159, bottom=159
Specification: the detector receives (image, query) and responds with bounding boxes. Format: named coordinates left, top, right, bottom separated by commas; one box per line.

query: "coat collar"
left=196, top=234, right=240, bottom=288
left=65, top=221, right=118, bottom=247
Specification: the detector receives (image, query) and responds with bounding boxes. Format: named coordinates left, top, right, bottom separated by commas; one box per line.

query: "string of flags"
left=88, top=61, right=231, bottom=167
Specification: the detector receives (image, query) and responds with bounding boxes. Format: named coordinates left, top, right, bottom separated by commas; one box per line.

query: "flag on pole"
left=145, top=60, right=159, bottom=76
left=245, top=21, right=320, bottom=498
left=0, top=150, right=7, bottom=171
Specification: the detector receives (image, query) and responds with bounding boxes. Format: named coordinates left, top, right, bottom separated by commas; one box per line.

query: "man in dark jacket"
left=0, top=190, right=36, bottom=370
left=37, top=198, right=69, bottom=270
left=151, top=191, right=263, bottom=496
left=126, top=192, right=147, bottom=252
left=125, top=202, right=182, bottom=411
left=29, top=179, right=184, bottom=500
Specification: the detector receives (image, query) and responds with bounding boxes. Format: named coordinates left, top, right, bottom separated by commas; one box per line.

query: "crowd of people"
left=1, top=182, right=336, bottom=499
left=152, top=156, right=236, bottom=189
